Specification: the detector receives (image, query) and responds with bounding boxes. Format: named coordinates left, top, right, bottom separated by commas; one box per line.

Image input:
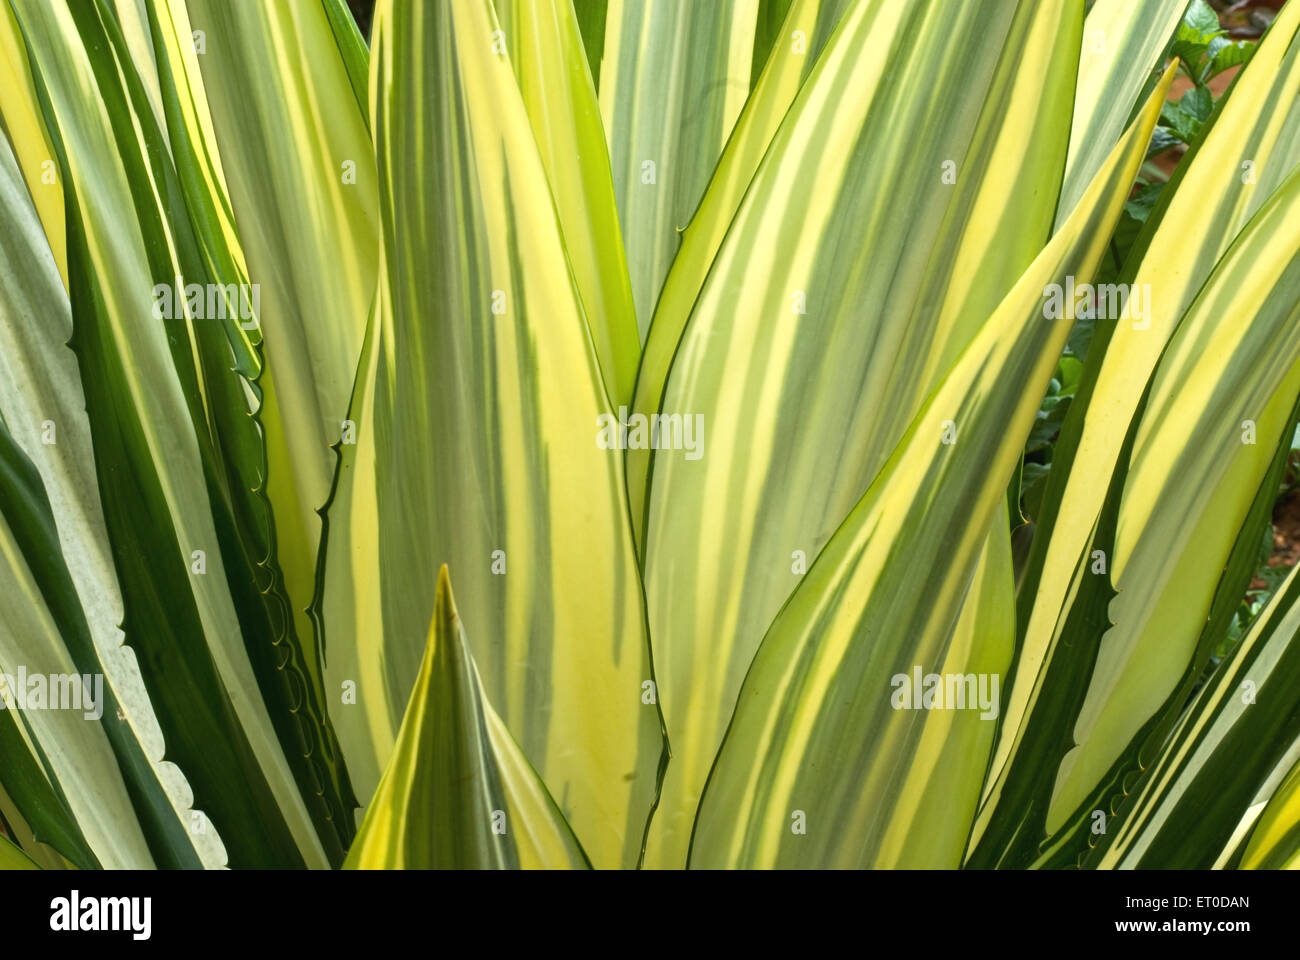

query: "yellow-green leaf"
left=1056, top=0, right=1186, bottom=224
left=1242, top=756, right=1300, bottom=870
left=687, top=77, right=1164, bottom=867
left=345, top=567, right=588, bottom=869
left=0, top=832, right=39, bottom=870
left=323, top=0, right=665, bottom=868
left=171, top=0, right=379, bottom=677
left=627, top=0, right=851, bottom=529
left=495, top=0, right=640, bottom=406
left=598, top=0, right=758, bottom=335
left=638, top=0, right=1087, bottom=868
left=1085, top=562, right=1300, bottom=868
left=979, top=1, right=1300, bottom=864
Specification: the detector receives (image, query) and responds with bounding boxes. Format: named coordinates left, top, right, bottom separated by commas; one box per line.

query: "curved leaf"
left=1057, top=0, right=1185, bottom=224
left=1087, top=561, right=1300, bottom=868
left=978, top=2, right=1300, bottom=862
left=9, top=0, right=346, bottom=867
left=639, top=0, right=1087, bottom=868
left=627, top=0, right=852, bottom=531
left=495, top=0, right=640, bottom=405
left=0, top=832, right=39, bottom=870
left=599, top=0, right=759, bottom=334
left=688, top=81, right=1163, bottom=867
left=1241, top=755, right=1300, bottom=870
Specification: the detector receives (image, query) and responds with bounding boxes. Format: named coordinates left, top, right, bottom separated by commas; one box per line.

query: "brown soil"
left=1250, top=484, right=1300, bottom=589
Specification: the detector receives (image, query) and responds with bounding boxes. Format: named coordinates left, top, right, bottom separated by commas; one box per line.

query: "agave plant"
left=2, top=0, right=1300, bottom=872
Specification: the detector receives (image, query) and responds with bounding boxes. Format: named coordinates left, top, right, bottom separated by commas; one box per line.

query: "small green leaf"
left=1123, top=180, right=1166, bottom=223
left=1181, top=84, right=1214, bottom=124
left=1208, top=38, right=1256, bottom=78
left=1170, top=0, right=1226, bottom=72
left=1181, top=0, right=1222, bottom=38
left=1145, top=124, right=1183, bottom=157
left=1160, top=86, right=1212, bottom=144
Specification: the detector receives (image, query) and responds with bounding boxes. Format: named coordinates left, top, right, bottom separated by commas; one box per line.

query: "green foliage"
left=2, top=0, right=1300, bottom=873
